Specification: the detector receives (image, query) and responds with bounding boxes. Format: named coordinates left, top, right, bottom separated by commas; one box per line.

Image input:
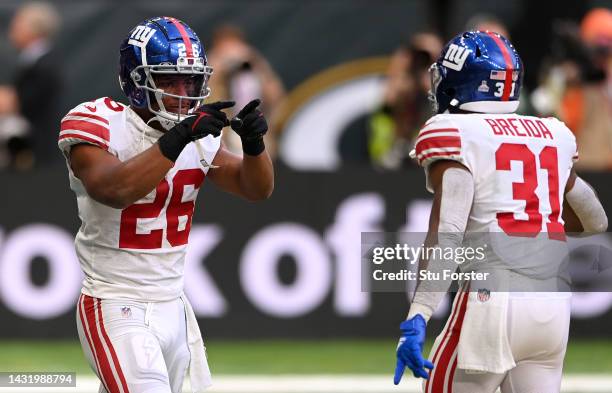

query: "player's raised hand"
left=158, top=101, right=235, bottom=162
left=185, top=101, right=235, bottom=140
left=230, top=99, right=268, bottom=156
left=394, top=315, right=434, bottom=384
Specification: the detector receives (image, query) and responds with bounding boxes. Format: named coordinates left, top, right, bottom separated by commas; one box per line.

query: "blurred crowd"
left=531, top=8, right=612, bottom=170
left=365, top=10, right=612, bottom=171
left=0, top=3, right=610, bottom=172
left=0, top=1, right=62, bottom=170
left=206, top=25, right=286, bottom=158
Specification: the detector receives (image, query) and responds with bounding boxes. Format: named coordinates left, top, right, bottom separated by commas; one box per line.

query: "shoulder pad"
left=58, top=97, right=125, bottom=152
left=414, top=115, right=463, bottom=167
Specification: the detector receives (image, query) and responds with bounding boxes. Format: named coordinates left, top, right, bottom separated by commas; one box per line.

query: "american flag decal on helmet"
left=490, top=70, right=506, bottom=80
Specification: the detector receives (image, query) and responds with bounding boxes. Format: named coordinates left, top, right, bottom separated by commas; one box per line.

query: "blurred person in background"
left=561, top=8, right=612, bottom=170
left=207, top=25, right=286, bottom=158
left=465, top=14, right=510, bottom=39
left=366, top=32, right=442, bottom=169
left=0, top=1, right=63, bottom=169
left=532, top=8, right=612, bottom=170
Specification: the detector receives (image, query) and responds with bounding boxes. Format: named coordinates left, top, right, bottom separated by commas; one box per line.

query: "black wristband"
left=241, top=136, right=265, bottom=156
left=157, top=127, right=189, bottom=162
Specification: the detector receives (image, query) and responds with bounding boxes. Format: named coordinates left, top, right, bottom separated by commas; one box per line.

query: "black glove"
left=230, top=99, right=268, bottom=156
left=158, top=101, right=235, bottom=162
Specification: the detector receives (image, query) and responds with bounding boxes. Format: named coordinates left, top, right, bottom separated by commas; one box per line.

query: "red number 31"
left=119, top=169, right=205, bottom=249
left=495, top=143, right=565, bottom=240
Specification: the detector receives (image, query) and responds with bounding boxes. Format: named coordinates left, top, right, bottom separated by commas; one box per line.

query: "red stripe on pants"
left=78, top=294, right=109, bottom=392
left=96, top=299, right=130, bottom=393
left=429, top=289, right=469, bottom=393
left=425, top=285, right=469, bottom=393
left=83, top=295, right=121, bottom=393
left=447, top=355, right=458, bottom=393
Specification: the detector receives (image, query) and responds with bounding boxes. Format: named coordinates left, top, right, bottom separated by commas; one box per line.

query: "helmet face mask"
left=131, top=59, right=212, bottom=126
left=119, top=17, right=212, bottom=129
left=428, top=63, right=443, bottom=113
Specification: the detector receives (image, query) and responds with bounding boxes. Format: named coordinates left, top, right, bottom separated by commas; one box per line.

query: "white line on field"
left=0, top=374, right=611, bottom=393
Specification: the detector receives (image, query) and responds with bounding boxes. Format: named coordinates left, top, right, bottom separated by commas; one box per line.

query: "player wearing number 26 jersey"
left=59, top=17, right=273, bottom=393
left=59, top=96, right=216, bottom=301
left=394, top=31, right=607, bottom=393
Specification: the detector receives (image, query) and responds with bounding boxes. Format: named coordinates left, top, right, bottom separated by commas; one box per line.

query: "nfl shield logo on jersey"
left=121, top=306, right=132, bottom=318
left=477, top=289, right=491, bottom=303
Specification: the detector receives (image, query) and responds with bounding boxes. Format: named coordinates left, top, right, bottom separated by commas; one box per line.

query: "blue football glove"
left=393, top=314, right=434, bottom=384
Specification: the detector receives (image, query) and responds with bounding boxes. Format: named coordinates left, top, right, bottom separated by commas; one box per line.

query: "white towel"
left=180, top=294, right=213, bottom=392
left=456, top=286, right=515, bottom=374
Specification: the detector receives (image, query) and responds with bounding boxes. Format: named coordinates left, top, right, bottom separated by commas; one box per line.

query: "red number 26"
left=119, top=169, right=204, bottom=249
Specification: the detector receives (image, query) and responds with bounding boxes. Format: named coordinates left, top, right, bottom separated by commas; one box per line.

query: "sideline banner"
left=0, top=167, right=611, bottom=338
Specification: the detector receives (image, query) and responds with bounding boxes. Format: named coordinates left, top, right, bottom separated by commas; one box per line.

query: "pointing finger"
left=237, top=99, right=261, bottom=118
left=205, top=101, right=236, bottom=111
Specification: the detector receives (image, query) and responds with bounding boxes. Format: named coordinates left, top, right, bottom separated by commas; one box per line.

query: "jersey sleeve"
left=58, top=101, right=113, bottom=156
left=570, top=132, right=579, bottom=164
left=413, top=115, right=470, bottom=192
left=548, top=116, right=579, bottom=165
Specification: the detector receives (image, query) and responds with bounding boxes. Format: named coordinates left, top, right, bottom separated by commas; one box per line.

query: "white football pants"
left=423, top=292, right=570, bottom=393
left=76, top=293, right=191, bottom=393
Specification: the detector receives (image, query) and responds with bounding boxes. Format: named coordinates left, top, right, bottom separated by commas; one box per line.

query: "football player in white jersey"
left=393, top=31, right=607, bottom=392
left=58, top=17, right=273, bottom=393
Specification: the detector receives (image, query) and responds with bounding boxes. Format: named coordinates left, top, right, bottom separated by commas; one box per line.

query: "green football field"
left=0, top=339, right=611, bottom=375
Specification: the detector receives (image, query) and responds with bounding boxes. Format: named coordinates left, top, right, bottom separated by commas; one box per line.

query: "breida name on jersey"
left=58, top=97, right=221, bottom=301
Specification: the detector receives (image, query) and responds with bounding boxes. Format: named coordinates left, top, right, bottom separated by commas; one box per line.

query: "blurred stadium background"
left=0, top=0, right=611, bottom=392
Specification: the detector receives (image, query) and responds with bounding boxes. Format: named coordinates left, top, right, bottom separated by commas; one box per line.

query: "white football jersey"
left=58, top=97, right=221, bottom=301
left=415, top=113, right=578, bottom=279
left=415, top=113, right=578, bottom=235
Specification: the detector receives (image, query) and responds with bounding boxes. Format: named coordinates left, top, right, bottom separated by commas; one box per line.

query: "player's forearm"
left=238, top=151, right=274, bottom=201
left=408, top=235, right=461, bottom=322
left=91, top=145, right=173, bottom=209
left=408, top=166, right=474, bottom=322
left=566, top=176, right=608, bottom=234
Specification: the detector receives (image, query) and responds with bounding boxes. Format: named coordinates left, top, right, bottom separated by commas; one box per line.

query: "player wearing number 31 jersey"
left=59, top=17, right=273, bottom=393
left=394, top=31, right=607, bottom=392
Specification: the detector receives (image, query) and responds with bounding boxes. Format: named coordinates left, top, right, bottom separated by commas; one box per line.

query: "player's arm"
left=207, top=99, right=274, bottom=201
left=408, top=160, right=474, bottom=320
left=207, top=143, right=273, bottom=201
left=69, top=143, right=173, bottom=209
left=562, top=169, right=607, bottom=234
left=69, top=101, right=232, bottom=209
left=394, top=160, right=474, bottom=383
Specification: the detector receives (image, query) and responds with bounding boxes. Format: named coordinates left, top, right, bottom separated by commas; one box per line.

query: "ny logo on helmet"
left=128, top=25, right=156, bottom=47
left=442, top=44, right=471, bottom=71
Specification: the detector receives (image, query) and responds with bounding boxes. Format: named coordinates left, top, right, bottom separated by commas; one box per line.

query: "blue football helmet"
left=119, top=17, right=212, bottom=129
left=429, top=31, right=523, bottom=114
